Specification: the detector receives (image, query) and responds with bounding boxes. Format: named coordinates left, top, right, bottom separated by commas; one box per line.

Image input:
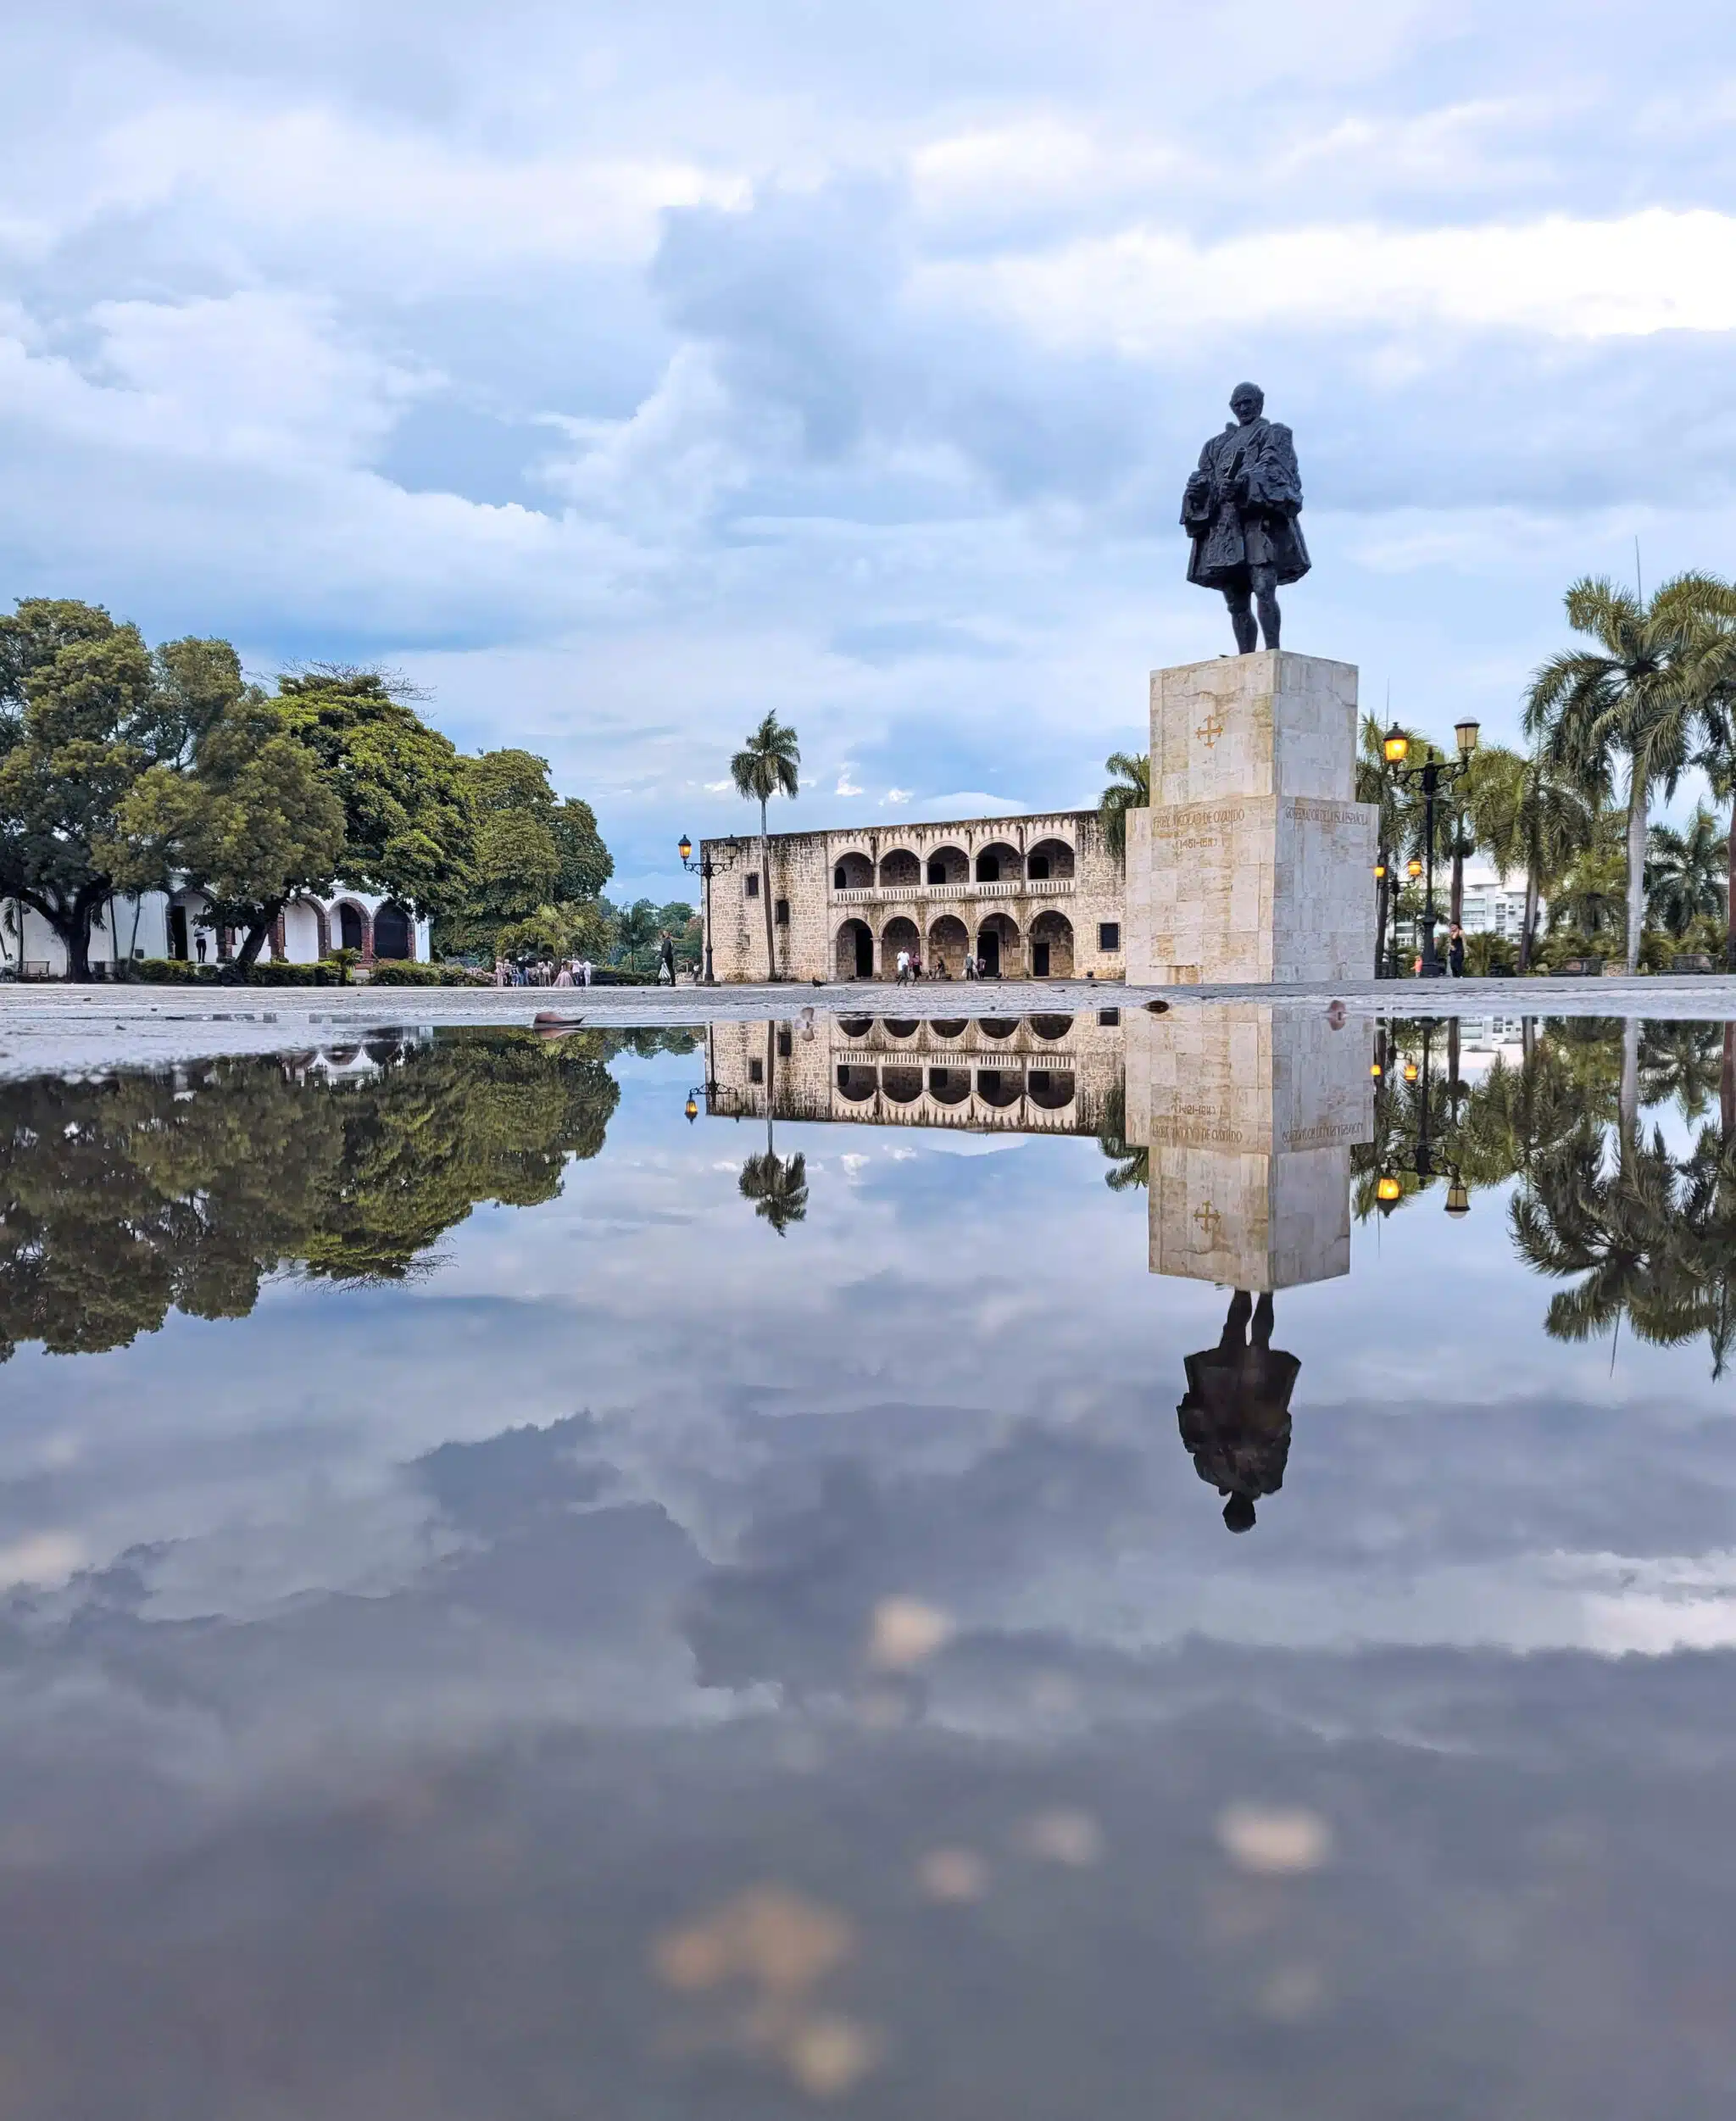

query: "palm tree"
left=739, top=1148, right=808, bottom=1233
left=1670, top=576, right=1736, bottom=966
left=1645, top=808, right=1727, bottom=939
left=1467, top=744, right=1597, bottom=972
left=1524, top=575, right=1713, bottom=972
left=1099, top=751, right=1149, bottom=864
left=1096, top=1079, right=1148, bottom=1192
left=730, top=713, right=801, bottom=980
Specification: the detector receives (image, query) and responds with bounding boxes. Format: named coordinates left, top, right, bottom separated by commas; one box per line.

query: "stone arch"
left=926, top=913, right=970, bottom=977
left=881, top=1066, right=923, bottom=1104
left=836, top=1064, right=877, bottom=1102
left=975, top=912, right=1021, bottom=977
left=979, top=1017, right=1019, bottom=1039
left=880, top=915, right=921, bottom=976
left=878, top=847, right=921, bottom=889
left=976, top=1068, right=1025, bottom=1108
left=1025, top=837, right=1076, bottom=882
left=836, top=920, right=875, bottom=980
left=833, top=849, right=873, bottom=890
left=1028, top=910, right=1074, bottom=978
left=838, top=1015, right=874, bottom=1038
left=1028, top=1070, right=1077, bottom=1110
left=1029, top=1014, right=1075, bottom=1040
left=373, top=901, right=414, bottom=960
left=924, top=844, right=968, bottom=885
left=282, top=896, right=327, bottom=963
left=930, top=1019, right=967, bottom=1038
left=883, top=1018, right=920, bottom=1039
left=974, top=841, right=1022, bottom=883
left=332, top=899, right=371, bottom=958
left=926, top=1066, right=971, bottom=1105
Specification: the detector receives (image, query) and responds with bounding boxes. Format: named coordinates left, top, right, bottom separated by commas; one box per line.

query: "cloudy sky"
left=5, top=3, right=1735, bottom=899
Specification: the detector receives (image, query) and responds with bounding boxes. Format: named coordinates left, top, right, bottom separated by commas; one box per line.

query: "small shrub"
left=368, top=961, right=445, bottom=987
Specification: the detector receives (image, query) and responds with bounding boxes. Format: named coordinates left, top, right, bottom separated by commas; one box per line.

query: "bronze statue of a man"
left=1181, top=382, right=1310, bottom=654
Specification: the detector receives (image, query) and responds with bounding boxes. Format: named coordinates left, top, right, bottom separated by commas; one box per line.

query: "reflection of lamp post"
left=684, top=1079, right=722, bottom=1123
left=677, top=834, right=741, bottom=987
left=1375, top=1017, right=1472, bottom=1220
left=1383, top=720, right=1479, bottom=978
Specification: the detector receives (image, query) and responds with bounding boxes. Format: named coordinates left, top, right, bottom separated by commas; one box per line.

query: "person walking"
left=896, top=949, right=910, bottom=983
left=1448, top=923, right=1466, bottom=979
left=659, top=930, right=676, bottom=984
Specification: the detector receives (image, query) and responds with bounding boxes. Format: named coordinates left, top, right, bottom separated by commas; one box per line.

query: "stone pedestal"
left=1124, top=650, right=1377, bottom=986
left=1125, top=1005, right=1374, bottom=1290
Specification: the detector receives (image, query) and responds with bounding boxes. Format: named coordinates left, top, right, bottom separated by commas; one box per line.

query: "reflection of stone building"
left=701, top=810, right=1126, bottom=984
left=1125, top=1003, right=1374, bottom=1289
left=704, top=1009, right=1127, bottom=1135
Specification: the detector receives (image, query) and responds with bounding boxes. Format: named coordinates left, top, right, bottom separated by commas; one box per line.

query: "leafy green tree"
left=274, top=668, right=474, bottom=925
left=1646, top=808, right=1727, bottom=938
left=1525, top=575, right=1717, bottom=972
left=730, top=711, right=800, bottom=979
left=607, top=896, right=664, bottom=971
left=496, top=901, right=610, bottom=966
left=1098, top=750, right=1149, bottom=864
left=435, top=748, right=612, bottom=957
left=1666, top=576, right=1736, bottom=966
left=111, top=693, right=348, bottom=968
left=0, top=600, right=234, bottom=979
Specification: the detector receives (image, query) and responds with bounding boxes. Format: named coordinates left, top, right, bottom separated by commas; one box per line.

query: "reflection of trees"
left=0, top=1031, right=620, bottom=1361
left=1096, top=1079, right=1148, bottom=1193
left=737, top=1022, right=808, bottom=1236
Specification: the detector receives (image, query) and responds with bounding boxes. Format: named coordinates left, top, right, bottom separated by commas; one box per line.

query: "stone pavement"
left=3, top=971, right=1736, bottom=1077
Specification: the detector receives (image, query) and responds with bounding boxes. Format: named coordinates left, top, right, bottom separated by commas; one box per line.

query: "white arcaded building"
left=1, top=885, right=430, bottom=977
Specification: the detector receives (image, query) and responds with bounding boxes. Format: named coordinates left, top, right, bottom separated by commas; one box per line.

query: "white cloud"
left=923, top=208, right=1736, bottom=348
left=835, top=767, right=863, bottom=796
left=882, top=787, right=911, bottom=805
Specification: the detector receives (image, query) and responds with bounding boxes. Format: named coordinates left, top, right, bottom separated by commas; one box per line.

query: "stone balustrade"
left=830, top=877, right=1077, bottom=905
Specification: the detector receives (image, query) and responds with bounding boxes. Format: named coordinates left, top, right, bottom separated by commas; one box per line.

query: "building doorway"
left=338, top=903, right=365, bottom=952
left=168, top=904, right=188, bottom=960
left=373, top=904, right=413, bottom=959
left=837, top=919, right=874, bottom=979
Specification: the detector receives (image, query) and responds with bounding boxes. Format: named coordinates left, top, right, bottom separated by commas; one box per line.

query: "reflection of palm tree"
left=1675, top=1126, right=1736, bottom=1377
left=1639, top=1021, right=1722, bottom=1124
left=1511, top=1122, right=1700, bottom=1353
left=739, top=1020, right=809, bottom=1234
left=738, top=1150, right=809, bottom=1234
left=1096, top=1078, right=1148, bottom=1192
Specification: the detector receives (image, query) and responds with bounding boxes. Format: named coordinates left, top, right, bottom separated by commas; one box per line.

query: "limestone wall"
left=703, top=809, right=1127, bottom=983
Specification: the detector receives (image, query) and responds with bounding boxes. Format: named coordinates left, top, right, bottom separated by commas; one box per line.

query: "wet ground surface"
left=4, top=1006, right=1736, bottom=2118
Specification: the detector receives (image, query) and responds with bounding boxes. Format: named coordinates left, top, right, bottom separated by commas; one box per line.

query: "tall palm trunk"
left=759, top=794, right=776, bottom=980
left=1620, top=1016, right=1639, bottom=1166
left=765, top=1020, right=776, bottom=1155
left=1727, top=792, right=1736, bottom=971
left=1624, top=765, right=1647, bottom=973
left=1723, top=1022, right=1735, bottom=1143
left=1520, top=865, right=1538, bottom=974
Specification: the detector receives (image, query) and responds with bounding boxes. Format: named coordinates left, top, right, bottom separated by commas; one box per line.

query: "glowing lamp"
left=1403, top=1057, right=1420, bottom=1083
left=1383, top=724, right=1410, bottom=765
left=678, top=835, right=693, bottom=863
left=1377, top=1172, right=1403, bottom=1205
left=1406, top=857, right=1423, bottom=880
left=684, top=1094, right=698, bottom=1122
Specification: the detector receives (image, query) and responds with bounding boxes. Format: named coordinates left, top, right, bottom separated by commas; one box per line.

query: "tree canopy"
left=435, top=747, right=613, bottom=958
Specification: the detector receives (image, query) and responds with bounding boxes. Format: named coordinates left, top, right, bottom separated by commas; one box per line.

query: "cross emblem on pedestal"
left=1195, top=710, right=1225, bottom=749
left=1193, top=1200, right=1223, bottom=1244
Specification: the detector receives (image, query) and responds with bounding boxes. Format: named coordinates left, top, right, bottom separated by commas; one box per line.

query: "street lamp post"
left=1383, top=720, right=1479, bottom=978
left=677, top=834, right=741, bottom=987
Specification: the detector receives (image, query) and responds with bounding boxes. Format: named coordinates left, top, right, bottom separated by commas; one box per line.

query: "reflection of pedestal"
left=1126, top=1005, right=1374, bottom=1289
left=1125, top=651, right=1377, bottom=985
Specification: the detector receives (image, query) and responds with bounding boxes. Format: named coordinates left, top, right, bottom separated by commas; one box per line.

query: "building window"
left=748, top=1057, right=764, bottom=1083
left=926, top=860, right=946, bottom=884
left=1098, top=1007, right=1121, bottom=1027
left=1028, top=853, right=1050, bottom=880
left=745, top=873, right=760, bottom=898
left=777, top=1028, right=793, bottom=1058
left=834, top=866, right=847, bottom=889
left=775, top=898, right=789, bottom=926
left=1099, top=922, right=1121, bottom=950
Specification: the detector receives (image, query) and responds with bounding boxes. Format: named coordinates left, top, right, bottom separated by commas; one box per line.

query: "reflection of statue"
left=1181, top=383, right=1310, bottom=654
left=1177, top=1289, right=1299, bottom=1532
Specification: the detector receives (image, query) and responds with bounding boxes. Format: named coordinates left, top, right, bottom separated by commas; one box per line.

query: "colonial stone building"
left=701, top=809, right=1126, bottom=983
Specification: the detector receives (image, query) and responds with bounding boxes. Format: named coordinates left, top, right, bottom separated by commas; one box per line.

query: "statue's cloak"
left=1177, top=1339, right=1299, bottom=1501
left=1182, top=417, right=1311, bottom=591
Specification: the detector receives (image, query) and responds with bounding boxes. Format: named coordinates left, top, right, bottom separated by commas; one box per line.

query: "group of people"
left=1409, top=923, right=1468, bottom=979
left=493, top=932, right=682, bottom=988
left=893, top=949, right=994, bottom=983
left=495, top=958, right=594, bottom=988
